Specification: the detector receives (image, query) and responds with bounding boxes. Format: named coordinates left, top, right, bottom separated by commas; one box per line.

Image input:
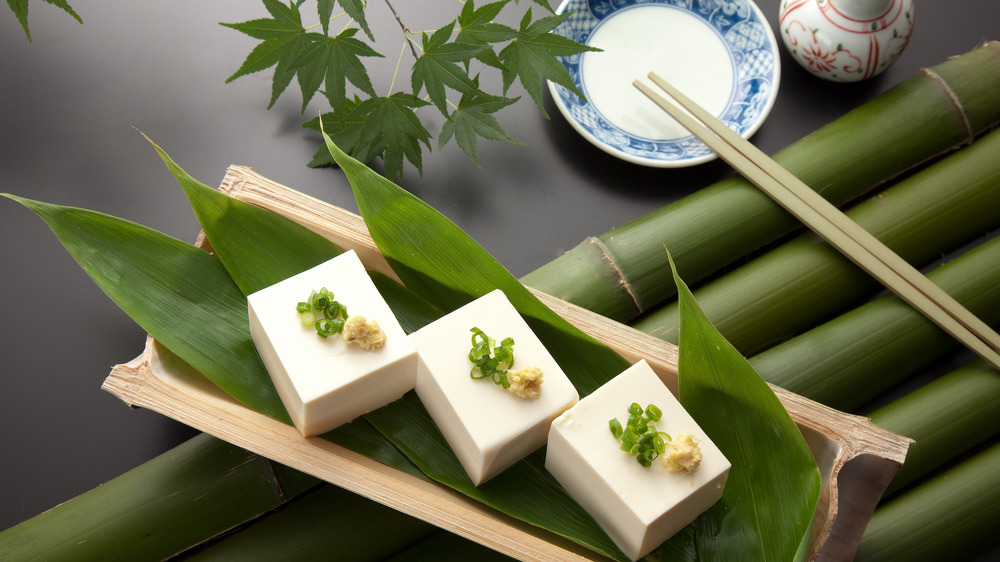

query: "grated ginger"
left=342, top=315, right=386, bottom=350
left=506, top=366, right=543, bottom=399
left=662, top=434, right=702, bottom=473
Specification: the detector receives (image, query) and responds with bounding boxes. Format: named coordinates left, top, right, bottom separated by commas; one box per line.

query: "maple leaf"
left=305, top=93, right=431, bottom=179
left=411, top=20, right=488, bottom=115
left=8, top=0, right=82, bottom=42
left=439, top=85, right=524, bottom=167
left=356, top=93, right=432, bottom=179
left=455, top=0, right=518, bottom=70
left=222, top=0, right=312, bottom=109
left=302, top=96, right=382, bottom=167
left=498, top=7, right=599, bottom=118
left=293, top=28, right=382, bottom=113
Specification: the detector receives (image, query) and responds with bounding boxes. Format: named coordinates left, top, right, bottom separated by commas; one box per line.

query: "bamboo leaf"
left=1, top=193, right=291, bottom=424
left=324, top=132, right=822, bottom=560
left=146, top=134, right=343, bottom=295
left=321, top=131, right=631, bottom=558
left=322, top=129, right=629, bottom=396
left=669, top=253, right=821, bottom=561
left=147, top=140, right=430, bottom=478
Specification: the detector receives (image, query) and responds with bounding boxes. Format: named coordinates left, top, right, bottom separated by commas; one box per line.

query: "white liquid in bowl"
left=580, top=6, right=736, bottom=140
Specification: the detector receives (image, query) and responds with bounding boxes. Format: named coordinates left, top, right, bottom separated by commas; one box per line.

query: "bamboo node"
left=922, top=67, right=975, bottom=145
left=589, top=236, right=643, bottom=314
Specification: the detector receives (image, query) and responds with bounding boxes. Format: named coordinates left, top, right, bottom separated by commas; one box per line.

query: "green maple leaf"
left=356, top=93, right=432, bottom=179
left=8, top=0, right=82, bottom=42
left=302, top=96, right=382, bottom=167
left=223, top=1, right=380, bottom=113
left=293, top=27, right=382, bottom=113
left=498, top=7, right=598, bottom=118
left=222, top=0, right=312, bottom=109
left=455, top=0, right=518, bottom=70
left=439, top=84, right=523, bottom=167
left=305, top=93, right=431, bottom=179
left=336, top=0, right=372, bottom=40
left=411, top=20, right=488, bottom=115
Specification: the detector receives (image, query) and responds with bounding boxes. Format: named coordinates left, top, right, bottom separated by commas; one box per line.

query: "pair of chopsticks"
left=634, top=73, right=1000, bottom=371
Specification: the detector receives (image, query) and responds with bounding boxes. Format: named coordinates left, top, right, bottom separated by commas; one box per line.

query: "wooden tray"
left=103, top=165, right=912, bottom=561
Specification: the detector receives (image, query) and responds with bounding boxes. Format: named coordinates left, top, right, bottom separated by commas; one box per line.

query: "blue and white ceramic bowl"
left=548, top=0, right=780, bottom=167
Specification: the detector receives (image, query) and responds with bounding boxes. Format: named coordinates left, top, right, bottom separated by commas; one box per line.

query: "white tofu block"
left=248, top=250, right=416, bottom=437
left=409, top=289, right=580, bottom=485
left=545, top=360, right=730, bottom=561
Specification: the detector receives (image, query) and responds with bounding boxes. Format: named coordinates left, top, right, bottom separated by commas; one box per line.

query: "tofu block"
left=545, top=360, right=730, bottom=561
left=409, top=289, right=580, bottom=485
left=248, top=250, right=416, bottom=436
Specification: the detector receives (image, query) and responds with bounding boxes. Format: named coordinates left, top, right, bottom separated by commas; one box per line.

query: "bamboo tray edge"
left=102, top=164, right=912, bottom=562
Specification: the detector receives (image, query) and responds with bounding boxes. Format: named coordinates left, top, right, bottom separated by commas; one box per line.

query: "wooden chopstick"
left=633, top=73, right=1000, bottom=370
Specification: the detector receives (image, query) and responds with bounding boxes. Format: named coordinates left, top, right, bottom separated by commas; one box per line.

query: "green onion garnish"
left=468, top=327, right=515, bottom=389
left=297, top=287, right=349, bottom=338
left=609, top=402, right=671, bottom=467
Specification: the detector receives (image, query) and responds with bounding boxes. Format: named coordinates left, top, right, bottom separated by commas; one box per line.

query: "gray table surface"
left=2, top=0, right=997, bottom=549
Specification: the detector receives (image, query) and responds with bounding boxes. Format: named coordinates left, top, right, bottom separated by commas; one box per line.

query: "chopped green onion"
left=296, top=287, right=348, bottom=338
left=609, top=418, right=624, bottom=438
left=645, top=404, right=662, bottom=422
left=608, top=402, right=666, bottom=467
left=468, top=327, right=515, bottom=389
left=299, top=311, right=316, bottom=328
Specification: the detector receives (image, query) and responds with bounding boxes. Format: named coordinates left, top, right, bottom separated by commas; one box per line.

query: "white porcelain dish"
left=548, top=0, right=781, bottom=167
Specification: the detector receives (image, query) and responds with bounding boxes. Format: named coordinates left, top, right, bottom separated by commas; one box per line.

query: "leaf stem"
left=384, top=0, right=420, bottom=60
left=389, top=37, right=408, bottom=94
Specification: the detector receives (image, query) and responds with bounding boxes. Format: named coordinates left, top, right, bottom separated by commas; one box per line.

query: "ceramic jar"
left=778, top=0, right=914, bottom=82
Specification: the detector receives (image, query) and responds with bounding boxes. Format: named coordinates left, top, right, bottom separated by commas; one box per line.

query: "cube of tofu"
left=409, top=289, right=580, bottom=485
left=545, top=360, right=730, bottom=561
left=248, top=250, right=416, bottom=436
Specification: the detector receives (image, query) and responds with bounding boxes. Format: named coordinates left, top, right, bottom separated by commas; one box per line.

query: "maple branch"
left=384, top=0, right=419, bottom=60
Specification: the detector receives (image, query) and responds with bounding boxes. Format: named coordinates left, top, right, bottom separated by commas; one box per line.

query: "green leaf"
left=144, top=133, right=342, bottom=295
left=322, top=131, right=629, bottom=396
left=303, top=99, right=381, bottom=167
left=498, top=8, right=597, bottom=117
left=293, top=28, right=382, bottom=114
left=455, top=0, right=518, bottom=69
left=410, top=20, right=488, bottom=115
left=668, top=253, right=821, bottom=561
left=439, top=86, right=523, bottom=166
left=8, top=0, right=82, bottom=42
left=222, top=3, right=311, bottom=110
left=354, top=93, right=433, bottom=179
left=322, top=132, right=640, bottom=558
left=316, top=0, right=333, bottom=36
left=335, top=0, right=372, bottom=41
left=1, top=194, right=291, bottom=424
left=146, top=140, right=436, bottom=478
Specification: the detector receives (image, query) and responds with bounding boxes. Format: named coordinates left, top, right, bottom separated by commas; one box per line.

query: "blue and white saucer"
left=548, top=0, right=780, bottom=167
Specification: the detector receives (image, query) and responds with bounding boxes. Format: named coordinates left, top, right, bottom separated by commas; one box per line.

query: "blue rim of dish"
left=548, top=0, right=781, bottom=167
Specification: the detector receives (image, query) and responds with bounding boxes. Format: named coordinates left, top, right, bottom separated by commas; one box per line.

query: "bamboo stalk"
left=521, top=41, right=1000, bottom=322
left=866, top=361, right=1000, bottom=497
left=630, top=127, right=1000, bottom=356
left=182, top=481, right=438, bottom=560
left=637, top=73, right=1000, bottom=369
left=748, top=235, right=1000, bottom=411
left=854, top=440, right=1000, bottom=562
left=0, top=433, right=319, bottom=561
